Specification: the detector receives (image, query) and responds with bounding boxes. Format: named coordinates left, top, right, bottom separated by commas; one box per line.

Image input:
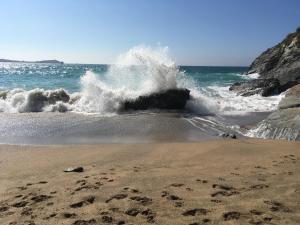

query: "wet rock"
left=249, top=108, right=300, bottom=140
left=122, top=88, right=190, bottom=110
left=229, top=78, right=281, bottom=97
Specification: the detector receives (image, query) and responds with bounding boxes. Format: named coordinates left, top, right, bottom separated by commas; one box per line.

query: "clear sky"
left=0, top=0, right=299, bottom=66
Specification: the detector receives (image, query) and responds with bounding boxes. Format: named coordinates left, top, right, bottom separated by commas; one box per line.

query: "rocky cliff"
left=248, top=84, right=300, bottom=140
left=230, top=27, right=300, bottom=96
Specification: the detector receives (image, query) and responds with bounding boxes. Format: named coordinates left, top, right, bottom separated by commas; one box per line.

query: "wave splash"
left=73, top=46, right=182, bottom=114
left=0, top=46, right=283, bottom=115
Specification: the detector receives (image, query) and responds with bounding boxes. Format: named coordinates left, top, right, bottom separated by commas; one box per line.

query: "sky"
left=0, top=0, right=299, bottom=66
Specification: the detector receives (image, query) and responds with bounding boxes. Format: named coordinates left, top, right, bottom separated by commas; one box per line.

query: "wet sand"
left=0, top=112, right=270, bottom=144
left=0, top=139, right=300, bottom=224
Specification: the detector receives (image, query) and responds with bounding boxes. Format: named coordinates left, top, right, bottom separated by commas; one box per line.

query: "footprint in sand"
left=70, top=196, right=95, bottom=208
left=123, top=187, right=140, bottom=193
left=31, top=194, right=52, bottom=203
left=211, top=184, right=239, bottom=197
left=169, top=183, right=184, bottom=187
left=211, top=199, right=222, bottom=203
left=63, top=212, right=77, bottom=219
left=188, top=219, right=211, bottom=225
left=130, top=196, right=152, bottom=205
left=196, top=179, right=208, bottom=184
left=12, top=201, right=28, bottom=208
left=38, top=181, right=48, bottom=184
left=101, top=215, right=113, bottom=223
left=161, top=191, right=184, bottom=207
left=125, top=208, right=140, bottom=216
left=0, top=206, right=9, bottom=212
left=73, top=219, right=96, bottom=225
left=182, top=208, right=209, bottom=216
left=125, top=208, right=156, bottom=223
left=264, top=200, right=291, bottom=212
left=223, top=211, right=240, bottom=221
left=250, top=184, right=269, bottom=190
left=250, top=209, right=263, bottom=215
left=21, top=207, right=33, bottom=216
left=106, top=194, right=127, bottom=203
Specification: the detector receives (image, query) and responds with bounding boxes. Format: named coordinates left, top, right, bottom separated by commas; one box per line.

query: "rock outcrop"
left=230, top=27, right=300, bottom=96
left=121, top=88, right=190, bottom=111
left=248, top=84, right=300, bottom=140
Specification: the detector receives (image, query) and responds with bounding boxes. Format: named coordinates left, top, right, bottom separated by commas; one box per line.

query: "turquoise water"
left=1, top=62, right=282, bottom=114
left=0, top=63, right=248, bottom=92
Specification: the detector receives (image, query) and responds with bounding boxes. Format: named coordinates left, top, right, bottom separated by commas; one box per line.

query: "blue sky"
left=0, top=0, right=299, bottom=66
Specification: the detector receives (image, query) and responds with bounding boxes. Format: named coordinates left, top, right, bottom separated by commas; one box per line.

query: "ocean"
left=0, top=47, right=283, bottom=144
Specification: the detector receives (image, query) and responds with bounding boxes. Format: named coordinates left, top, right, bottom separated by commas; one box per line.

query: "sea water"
left=0, top=46, right=284, bottom=144
left=0, top=46, right=282, bottom=115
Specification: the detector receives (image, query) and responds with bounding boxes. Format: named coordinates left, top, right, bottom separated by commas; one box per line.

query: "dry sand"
left=0, top=139, right=300, bottom=225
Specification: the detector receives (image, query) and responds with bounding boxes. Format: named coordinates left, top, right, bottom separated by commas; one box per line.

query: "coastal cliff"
left=230, top=27, right=300, bottom=96
left=231, top=27, right=300, bottom=140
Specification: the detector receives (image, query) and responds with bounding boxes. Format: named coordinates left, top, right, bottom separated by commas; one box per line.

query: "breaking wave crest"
left=0, top=46, right=283, bottom=115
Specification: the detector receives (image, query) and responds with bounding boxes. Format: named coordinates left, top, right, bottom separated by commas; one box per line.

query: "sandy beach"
left=0, top=139, right=299, bottom=225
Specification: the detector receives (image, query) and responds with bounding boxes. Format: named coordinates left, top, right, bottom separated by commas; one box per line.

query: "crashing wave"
left=0, top=88, right=74, bottom=113
left=0, top=46, right=284, bottom=115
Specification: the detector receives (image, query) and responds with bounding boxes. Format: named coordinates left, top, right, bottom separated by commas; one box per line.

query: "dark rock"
left=121, top=88, right=190, bottom=110
left=229, top=78, right=281, bottom=97
left=64, top=167, right=84, bottom=173
left=230, top=27, right=300, bottom=96
left=279, top=84, right=300, bottom=109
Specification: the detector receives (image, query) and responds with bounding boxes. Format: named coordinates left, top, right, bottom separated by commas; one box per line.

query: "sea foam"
left=0, top=46, right=283, bottom=115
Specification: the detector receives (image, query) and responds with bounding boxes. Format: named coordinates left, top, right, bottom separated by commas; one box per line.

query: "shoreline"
left=0, top=111, right=272, bottom=145
left=1, top=139, right=299, bottom=224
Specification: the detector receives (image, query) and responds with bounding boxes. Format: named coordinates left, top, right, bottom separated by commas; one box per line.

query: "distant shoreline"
left=0, top=59, right=64, bottom=64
